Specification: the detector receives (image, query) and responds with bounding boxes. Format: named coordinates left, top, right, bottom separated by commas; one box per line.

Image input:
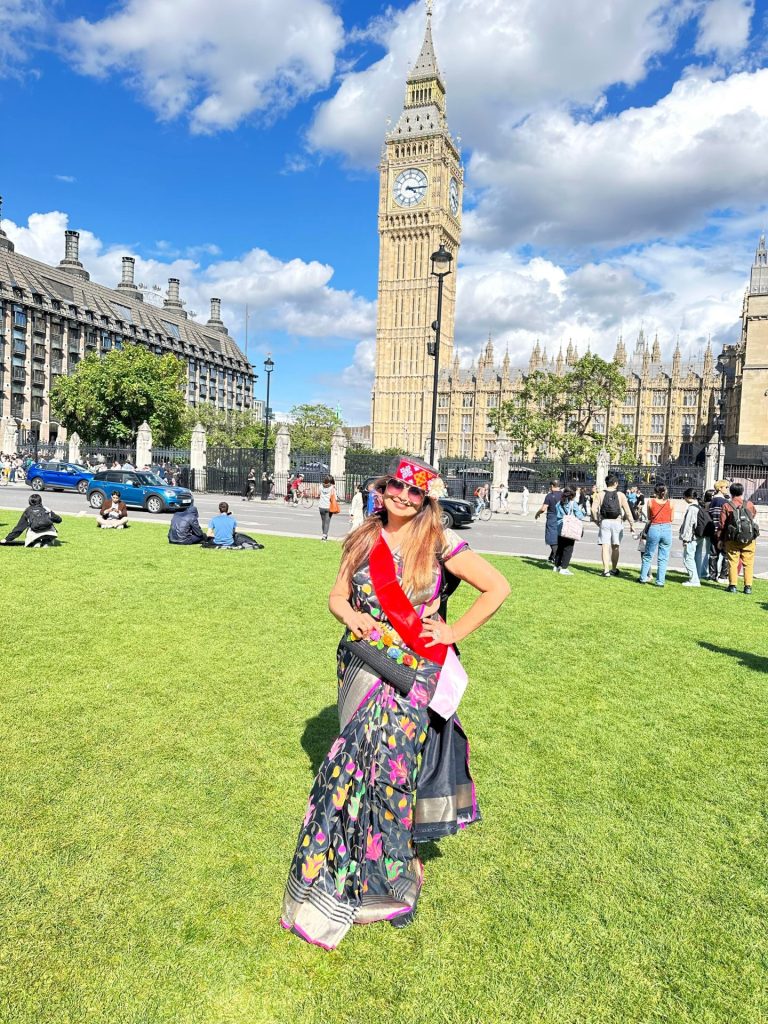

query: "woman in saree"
left=281, top=458, right=511, bottom=949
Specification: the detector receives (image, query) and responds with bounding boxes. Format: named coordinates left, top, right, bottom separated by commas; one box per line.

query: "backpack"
left=27, top=506, right=54, bottom=532
left=694, top=504, right=712, bottom=539
left=599, top=490, right=621, bottom=520
left=724, top=501, right=759, bottom=545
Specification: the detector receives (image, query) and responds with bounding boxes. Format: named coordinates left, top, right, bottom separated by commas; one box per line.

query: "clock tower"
left=371, top=2, right=463, bottom=453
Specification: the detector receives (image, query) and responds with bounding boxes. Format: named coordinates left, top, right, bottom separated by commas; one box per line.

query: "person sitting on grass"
left=207, top=501, right=237, bottom=548
left=168, top=504, right=205, bottom=545
left=1, top=493, right=62, bottom=547
left=98, top=492, right=129, bottom=529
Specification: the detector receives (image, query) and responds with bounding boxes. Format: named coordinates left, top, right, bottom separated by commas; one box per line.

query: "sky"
left=2, top=0, right=768, bottom=424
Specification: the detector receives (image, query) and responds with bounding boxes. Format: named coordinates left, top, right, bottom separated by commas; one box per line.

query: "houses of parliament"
left=371, top=5, right=765, bottom=465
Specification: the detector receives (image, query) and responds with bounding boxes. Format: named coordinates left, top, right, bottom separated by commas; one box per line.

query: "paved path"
left=1, top=484, right=766, bottom=576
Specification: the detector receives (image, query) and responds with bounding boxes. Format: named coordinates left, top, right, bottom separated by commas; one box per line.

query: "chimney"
left=207, top=297, right=228, bottom=334
left=59, top=229, right=90, bottom=281
left=163, top=277, right=187, bottom=317
left=0, top=195, right=14, bottom=253
left=116, top=256, right=143, bottom=302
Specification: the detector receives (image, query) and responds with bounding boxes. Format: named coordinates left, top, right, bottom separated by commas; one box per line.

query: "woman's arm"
left=329, top=569, right=378, bottom=638
left=421, top=549, right=510, bottom=647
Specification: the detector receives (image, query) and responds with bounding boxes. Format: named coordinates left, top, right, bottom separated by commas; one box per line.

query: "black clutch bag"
left=340, top=628, right=440, bottom=696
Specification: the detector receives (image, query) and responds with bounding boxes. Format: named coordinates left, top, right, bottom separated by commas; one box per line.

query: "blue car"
left=27, top=460, right=94, bottom=495
left=86, top=469, right=194, bottom=514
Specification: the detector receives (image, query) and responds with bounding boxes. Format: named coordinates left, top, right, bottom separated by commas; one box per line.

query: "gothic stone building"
left=370, top=9, right=720, bottom=464
left=719, top=234, right=768, bottom=455
left=0, top=216, right=255, bottom=442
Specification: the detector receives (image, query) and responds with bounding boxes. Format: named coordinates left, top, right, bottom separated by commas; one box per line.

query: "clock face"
left=393, top=168, right=428, bottom=207
left=449, top=177, right=460, bottom=216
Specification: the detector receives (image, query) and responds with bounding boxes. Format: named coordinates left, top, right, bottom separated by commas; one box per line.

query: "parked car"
left=26, top=461, right=94, bottom=494
left=86, top=469, right=194, bottom=514
left=361, top=476, right=475, bottom=529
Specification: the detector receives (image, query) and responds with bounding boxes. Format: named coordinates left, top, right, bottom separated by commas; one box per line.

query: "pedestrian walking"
left=638, top=484, right=675, bottom=586
left=535, top=480, right=563, bottom=563
left=521, top=485, right=530, bottom=516
left=720, top=483, right=759, bottom=594
left=679, top=488, right=701, bottom=587
left=349, top=484, right=365, bottom=531
left=707, top=479, right=730, bottom=582
left=553, top=487, right=586, bottom=575
left=592, top=473, right=636, bottom=577
left=497, top=482, right=509, bottom=514
left=318, top=475, right=338, bottom=541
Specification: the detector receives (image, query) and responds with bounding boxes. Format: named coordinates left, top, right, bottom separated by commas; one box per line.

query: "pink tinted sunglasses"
left=385, top=478, right=426, bottom=505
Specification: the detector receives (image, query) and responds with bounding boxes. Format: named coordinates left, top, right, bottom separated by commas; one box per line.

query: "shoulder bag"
left=329, top=489, right=340, bottom=515
left=560, top=502, right=583, bottom=541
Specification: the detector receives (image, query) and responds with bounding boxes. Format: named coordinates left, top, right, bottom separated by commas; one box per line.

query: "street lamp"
left=428, top=243, right=453, bottom=464
left=261, top=354, right=274, bottom=499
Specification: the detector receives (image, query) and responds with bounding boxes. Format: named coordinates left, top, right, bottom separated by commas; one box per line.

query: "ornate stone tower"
left=735, top=233, right=768, bottom=445
left=371, top=2, right=463, bottom=453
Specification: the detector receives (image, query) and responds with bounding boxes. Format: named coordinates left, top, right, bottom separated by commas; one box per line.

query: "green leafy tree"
left=491, top=354, right=631, bottom=465
left=175, top=406, right=275, bottom=449
left=50, top=346, right=187, bottom=445
left=289, top=403, right=343, bottom=450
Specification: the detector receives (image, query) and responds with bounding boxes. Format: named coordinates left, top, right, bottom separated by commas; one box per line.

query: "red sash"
left=369, top=535, right=449, bottom=666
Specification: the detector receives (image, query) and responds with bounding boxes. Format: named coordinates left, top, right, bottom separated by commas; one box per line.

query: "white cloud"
left=449, top=239, right=747, bottom=368
left=0, top=0, right=46, bottom=77
left=309, top=0, right=698, bottom=167
left=62, top=0, right=344, bottom=132
left=466, top=67, right=768, bottom=249
left=695, top=0, right=754, bottom=61
left=54, top=174, right=76, bottom=184
left=3, top=210, right=375, bottom=346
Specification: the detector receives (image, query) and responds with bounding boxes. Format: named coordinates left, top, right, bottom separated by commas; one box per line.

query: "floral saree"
left=281, top=530, right=480, bottom=949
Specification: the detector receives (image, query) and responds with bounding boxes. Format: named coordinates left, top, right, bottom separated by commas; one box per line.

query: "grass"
left=0, top=516, right=766, bottom=1024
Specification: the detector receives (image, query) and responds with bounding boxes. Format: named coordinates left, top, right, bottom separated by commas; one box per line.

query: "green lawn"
left=1, top=517, right=766, bottom=1024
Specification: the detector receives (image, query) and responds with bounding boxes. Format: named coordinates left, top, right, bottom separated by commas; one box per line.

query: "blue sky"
left=2, top=0, right=768, bottom=422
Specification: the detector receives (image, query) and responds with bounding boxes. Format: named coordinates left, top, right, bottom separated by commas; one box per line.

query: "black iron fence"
left=204, top=447, right=276, bottom=496
left=342, top=450, right=400, bottom=502
left=79, top=444, right=135, bottom=470
left=724, top=465, right=768, bottom=504
left=440, top=458, right=494, bottom=500
left=507, top=460, right=596, bottom=494
left=289, top=450, right=332, bottom=499
left=610, top=462, right=705, bottom=499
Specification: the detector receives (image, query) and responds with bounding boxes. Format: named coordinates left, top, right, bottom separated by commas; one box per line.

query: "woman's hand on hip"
left=420, top=619, right=456, bottom=648
left=345, top=611, right=378, bottom=639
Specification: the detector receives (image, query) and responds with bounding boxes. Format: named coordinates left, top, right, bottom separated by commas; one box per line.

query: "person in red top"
left=719, top=482, right=759, bottom=594
left=638, top=483, right=675, bottom=586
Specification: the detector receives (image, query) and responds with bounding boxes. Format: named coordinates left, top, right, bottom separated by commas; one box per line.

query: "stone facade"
left=0, top=214, right=255, bottom=441
left=368, top=10, right=719, bottom=464
left=719, top=235, right=768, bottom=449
left=431, top=330, right=718, bottom=464
left=371, top=8, right=463, bottom=452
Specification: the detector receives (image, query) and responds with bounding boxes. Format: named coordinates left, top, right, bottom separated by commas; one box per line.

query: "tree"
left=490, top=354, right=630, bottom=465
left=289, top=403, right=343, bottom=450
left=50, top=346, right=187, bottom=445
left=174, top=405, right=275, bottom=449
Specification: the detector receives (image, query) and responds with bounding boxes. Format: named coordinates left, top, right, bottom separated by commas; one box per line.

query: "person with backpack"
left=719, top=483, right=759, bottom=594
left=707, top=479, right=731, bottom=582
left=695, top=489, right=716, bottom=580
left=679, top=488, right=702, bottom=587
left=638, top=483, right=675, bottom=586
left=591, top=473, right=637, bottom=577
left=553, top=487, right=586, bottom=575
left=0, top=493, right=62, bottom=547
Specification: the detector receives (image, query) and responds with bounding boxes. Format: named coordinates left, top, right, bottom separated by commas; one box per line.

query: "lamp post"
left=261, top=355, right=274, bottom=499
left=428, top=243, right=453, bottom=465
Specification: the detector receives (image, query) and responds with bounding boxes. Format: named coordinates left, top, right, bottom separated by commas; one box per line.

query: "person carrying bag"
left=553, top=487, right=586, bottom=575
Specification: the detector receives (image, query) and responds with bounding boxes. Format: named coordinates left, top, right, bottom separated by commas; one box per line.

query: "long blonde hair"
left=341, top=479, right=445, bottom=594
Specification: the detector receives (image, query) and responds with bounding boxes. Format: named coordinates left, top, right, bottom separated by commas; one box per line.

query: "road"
left=1, top=483, right=767, bottom=575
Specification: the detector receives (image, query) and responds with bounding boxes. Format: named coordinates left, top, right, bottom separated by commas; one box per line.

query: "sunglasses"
left=384, top=478, right=426, bottom=505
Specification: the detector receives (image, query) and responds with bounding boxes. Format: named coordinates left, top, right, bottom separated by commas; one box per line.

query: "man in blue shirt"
left=207, top=501, right=237, bottom=548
